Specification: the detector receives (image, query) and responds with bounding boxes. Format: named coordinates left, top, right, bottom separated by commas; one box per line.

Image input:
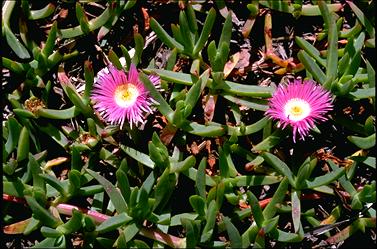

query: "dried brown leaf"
left=190, top=141, right=200, bottom=155
left=224, top=52, right=240, bottom=78
left=159, top=124, right=177, bottom=145
left=242, top=17, right=256, bottom=38
left=141, top=7, right=150, bottom=31
left=202, top=94, right=217, bottom=123
left=58, top=9, right=69, bottom=19
left=45, top=157, right=68, bottom=170
left=3, top=218, right=31, bottom=234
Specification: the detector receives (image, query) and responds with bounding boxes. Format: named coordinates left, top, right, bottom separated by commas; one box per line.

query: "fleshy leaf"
left=86, top=169, right=128, bottom=214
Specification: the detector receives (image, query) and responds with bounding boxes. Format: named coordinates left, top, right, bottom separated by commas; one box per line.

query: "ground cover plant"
left=2, top=0, right=376, bottom=248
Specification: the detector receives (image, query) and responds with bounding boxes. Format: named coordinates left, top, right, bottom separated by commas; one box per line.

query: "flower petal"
left=91, top=63, right=157, bottom=129
left=266, top=79, right=333, bottom=142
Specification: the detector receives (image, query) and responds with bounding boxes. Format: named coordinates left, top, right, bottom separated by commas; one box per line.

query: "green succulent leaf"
left=5, top=117, right=22, bottom=155
left=270, top=228, right=303, bottom=242
left=153, top=168, right=177, bottom=212
left=261, top=152, right=295, bottom=187
left=319, top=0, right=338, bottom=82
left=181, top=218, right=200, bottom=248
left=170, top=155, right=196, bottom=173
left=108, top=49, right=123, bottom=70
left=39, top=174, right=67, bottom=198
left=189, top=195, right=206, bottom=217
left=25, top=196, right=62, bottom=228
left=229, top=175, right=282, bottom=186
left=40, top=226, right=63, bottom=238
left=219, top=11, right=233, bottom=48
left=150, top=17, right=184, bottom=51
left=366, top=59, right=375, bottom=88
left=17, top=127, right=30, bottom=162
left=56, top=209, right=83, bottom=235
left=298, top=50, right=326, bottom=85
left=86, top=168, right=128, bottom=214
left=247, top=191, right=264, bottom=228
left=195, top=157, right=207, bottom=198
left=3, top=178, right=27, bottom=198
left=121, top=145, right=155, bottom=169
left=120, top=45, right=132, bottom=70
left=184, top=69, right=210, bottom=117
left=193, top=8, right=216, bottom=56
left=186, top=3, right=198, bottom=33
left=223, top=95, right=269, bottom=111
left=295, top=157, right=317, bottom=189
left=29, top=154, right=45, bottom=191
left=139, top=72, right=174, bottom=122
left=305, top=166, right=345, bottom=189
left=223, top=216, right=242, bottom=248
left=200, top=200, right=218, bottom=243
left=67, top=170, right=81, bottom=194
left=347, top=133, right=376, bottom=149
left=263, top=178, right=289, bottom=219
left=349, top=87, right=375, bottom=99
left=95, top=213, right=132, bottom=234
left=132, top=33, right=144, bottom=66
left=37, top=107, right=80, bottom=120
left=291, top=190, right=301, bottom=233
left=42, top=21, right=58, bottom=56
left=38, top=124, right=69, bottom=149
left=3, top=25, right=31, bottom=59
left=347, top=1, right=375, bottom=38
left=24, top=217, right=41, bottom=235
left=75, top=2, right=90, bottom=34
left=116, top=169, right=131, bottom=204
left=179, top=10, right=194, bottom=53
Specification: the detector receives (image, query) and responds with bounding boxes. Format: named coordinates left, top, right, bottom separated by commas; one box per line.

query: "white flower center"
left=114, top=83, right=140, bottom=108
left=283, top=98, right=311, bottom=121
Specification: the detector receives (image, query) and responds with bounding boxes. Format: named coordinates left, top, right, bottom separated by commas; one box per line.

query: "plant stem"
left=139, top=227, right=186, bottom=248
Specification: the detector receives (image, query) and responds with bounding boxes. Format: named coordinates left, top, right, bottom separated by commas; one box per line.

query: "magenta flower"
left=265, top=79, right=333, bottom=142
left=91, top=64, right=160, bottom=128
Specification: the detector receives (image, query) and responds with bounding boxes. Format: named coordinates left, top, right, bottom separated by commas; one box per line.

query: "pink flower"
left=91, top=64, right=160, bottom=128
left=265, top=79, right=333, bottom=142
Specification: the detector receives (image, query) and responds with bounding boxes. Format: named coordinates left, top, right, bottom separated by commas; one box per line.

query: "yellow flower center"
left=291, top=106, right=303, bottom=115
left=284, top=98, right=311, bottom=121
left=114, top=84, right=140, bottom=108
